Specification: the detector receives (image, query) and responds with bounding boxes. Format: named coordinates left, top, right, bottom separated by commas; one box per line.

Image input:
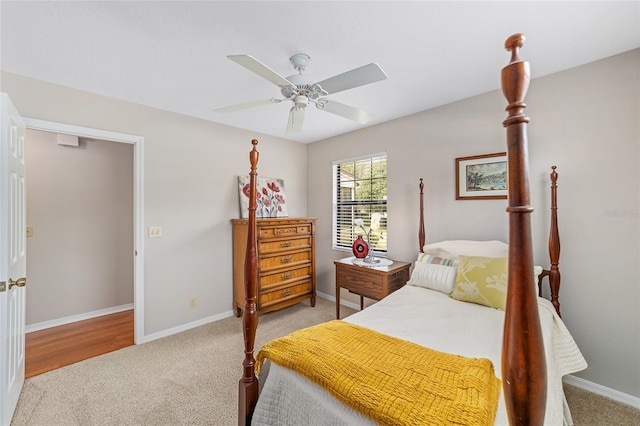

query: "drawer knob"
left=281, top=241, right=292, bottom=247
left=281, top=257, right=292, bottom=264
left=282, top=289, right=292, bottom=296
left=282, top=273, right=292, bottom=280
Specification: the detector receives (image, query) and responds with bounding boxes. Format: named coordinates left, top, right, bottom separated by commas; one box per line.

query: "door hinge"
left=0, top=281, right=5, bottom=292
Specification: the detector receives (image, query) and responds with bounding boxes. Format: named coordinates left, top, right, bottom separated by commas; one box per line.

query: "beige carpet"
left=11, top=297, right=640, bottom=425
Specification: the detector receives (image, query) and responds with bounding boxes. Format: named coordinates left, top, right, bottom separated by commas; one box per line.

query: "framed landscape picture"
left=455, top=152, right=508, bottom=200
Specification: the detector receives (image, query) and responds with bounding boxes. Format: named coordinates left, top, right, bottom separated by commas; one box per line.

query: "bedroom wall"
left=25, top=130, right=134, bottom=325
left=307, top=49, right=640, bottom=399
left=0, top=71, right=308, bottom=336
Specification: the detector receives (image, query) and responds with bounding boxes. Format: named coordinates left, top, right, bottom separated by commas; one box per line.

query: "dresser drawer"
left=260, top=265, right=312, bottom=289
left=260, top=281, right=312, bottom=308
left=260, top=250, right=311, bottom=272
left=258, top=224, right=312, bottom=240
left=258, top=236, right=312, bottom=255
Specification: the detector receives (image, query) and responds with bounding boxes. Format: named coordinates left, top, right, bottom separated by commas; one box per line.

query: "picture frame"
left=238, top=176, right=290, bottom=218
left=455, top=152, right=508, bottom=200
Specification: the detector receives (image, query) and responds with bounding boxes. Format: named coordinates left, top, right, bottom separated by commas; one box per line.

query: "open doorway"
left=24, top=129, right=134, bottom=376
left=21, top=119, right=144, bottom=376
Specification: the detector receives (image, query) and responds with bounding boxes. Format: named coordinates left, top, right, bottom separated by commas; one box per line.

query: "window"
left=333, top=153, right=387, bottom=253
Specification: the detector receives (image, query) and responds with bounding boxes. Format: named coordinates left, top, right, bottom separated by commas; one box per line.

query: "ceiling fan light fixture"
left=293, top=95, right=308, bottom=109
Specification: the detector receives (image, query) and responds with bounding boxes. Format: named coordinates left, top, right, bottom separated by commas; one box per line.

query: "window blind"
left=332, top=153, right=387, bottom=253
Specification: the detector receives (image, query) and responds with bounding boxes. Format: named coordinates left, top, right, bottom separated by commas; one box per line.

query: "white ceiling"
left=1, top=1, right=639, bottom=144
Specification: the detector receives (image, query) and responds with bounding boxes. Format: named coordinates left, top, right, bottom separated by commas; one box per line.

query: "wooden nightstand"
left=334, top=257, right=411, bottom=319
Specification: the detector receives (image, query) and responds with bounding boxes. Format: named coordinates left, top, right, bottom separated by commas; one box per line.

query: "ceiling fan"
left=214, top=53, right=388, bottom=134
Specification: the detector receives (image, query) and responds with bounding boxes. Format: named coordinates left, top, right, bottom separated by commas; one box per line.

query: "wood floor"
left=25, top=310, right=134, bottom=378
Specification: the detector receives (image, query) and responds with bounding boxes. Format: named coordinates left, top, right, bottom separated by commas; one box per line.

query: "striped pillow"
left=416, top=253, right=459, bottom=267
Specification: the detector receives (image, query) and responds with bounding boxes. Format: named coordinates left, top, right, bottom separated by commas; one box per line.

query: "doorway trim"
left=22, top=118, right=145, bottom=344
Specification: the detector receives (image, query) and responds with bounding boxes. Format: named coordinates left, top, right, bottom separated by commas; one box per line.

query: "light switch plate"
left=148, top=226, right=163, bottom=238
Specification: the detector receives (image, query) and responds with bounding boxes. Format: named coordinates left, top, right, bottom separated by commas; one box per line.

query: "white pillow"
left=423, top=240, right=508, bottom=258
left=407, top=262, right=458, bottom=294
left=407, top=253, right=459, bottom=294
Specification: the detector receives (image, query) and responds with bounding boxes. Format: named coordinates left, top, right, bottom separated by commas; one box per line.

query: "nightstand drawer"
left=260, top=265, right=312, bottom=289
left=260, top=281, right=312, bottom=308
left=258, top=236, right=312, bottom=254
left=339, top=268, right=385, bottom=300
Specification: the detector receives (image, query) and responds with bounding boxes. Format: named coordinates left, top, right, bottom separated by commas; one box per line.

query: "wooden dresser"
left=231, top=217, right=317, bottom=316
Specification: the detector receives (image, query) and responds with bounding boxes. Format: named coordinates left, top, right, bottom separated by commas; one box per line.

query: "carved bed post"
left=238, top=139, right=259, bottom=425
left=501, top=34, right=547, bottom=425
left=419, top=178, right=425, bottom=252
left=548, top=166, right=561, bottom=316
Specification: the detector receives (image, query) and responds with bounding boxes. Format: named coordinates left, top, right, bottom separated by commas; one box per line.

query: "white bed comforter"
left=252, top=285, right=587, bottom=425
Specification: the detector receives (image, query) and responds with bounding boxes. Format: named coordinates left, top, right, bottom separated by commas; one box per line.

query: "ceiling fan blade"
left=318, top=99, right=372, bottom=124
left=315, top=63, right=387, bottom=95
left=286, top=106, right=306, bottom=134
left=214, top=98, right=282, bottom=113
left=228, top=55, right=294, bottom=87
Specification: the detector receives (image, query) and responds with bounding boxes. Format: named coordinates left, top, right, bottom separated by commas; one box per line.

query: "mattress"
left=252, top=285, right=587, bottom=425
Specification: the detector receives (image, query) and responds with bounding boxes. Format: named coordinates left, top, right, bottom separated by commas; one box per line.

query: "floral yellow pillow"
left=450, top=255, right=508, bottom=310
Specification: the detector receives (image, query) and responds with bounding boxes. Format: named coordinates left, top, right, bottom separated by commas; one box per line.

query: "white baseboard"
left=142, top=294, right=346, bottom=344
left=317, top=291, right=361, bottom=311
left=141, top=310, right=235, bottom=344
left=145, top=294, right=342, bottom=344
left=564, top=375, right=640, bottom=409
left=26, top=303, right=134, bottom=333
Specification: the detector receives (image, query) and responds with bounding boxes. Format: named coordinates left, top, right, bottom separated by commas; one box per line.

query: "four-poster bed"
left=238, top=34, right=586, bottom=425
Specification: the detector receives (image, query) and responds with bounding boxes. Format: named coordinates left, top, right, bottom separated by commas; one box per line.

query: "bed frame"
left=419, top=169, right=562, bottom=319
left=239, top=34, right=550, bottom=425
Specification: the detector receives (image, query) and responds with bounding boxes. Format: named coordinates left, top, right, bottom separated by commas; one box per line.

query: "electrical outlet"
left=148, top=226, right=162, bottom=238
left=188, top=298, right=197, bottom=309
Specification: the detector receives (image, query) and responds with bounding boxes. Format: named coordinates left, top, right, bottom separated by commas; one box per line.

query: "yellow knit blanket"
left=256, top=320, right=500, bottom=426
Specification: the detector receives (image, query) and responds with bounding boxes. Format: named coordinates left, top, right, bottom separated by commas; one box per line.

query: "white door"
left=0, top=93, right=27, bottom=426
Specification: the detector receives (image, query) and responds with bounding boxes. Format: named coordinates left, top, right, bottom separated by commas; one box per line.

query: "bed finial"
left=239, top=139, right=260, bottom=425
left=500, top=34, right=547, bottom=426
left=505, top=33, right=525, bottom=64
left=419, top=178, right=425, bottom=252
left=502, top=33, right=530, bottom=128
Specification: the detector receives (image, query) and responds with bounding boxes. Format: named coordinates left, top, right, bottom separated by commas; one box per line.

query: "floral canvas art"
left=238, top=176, right=289, bottom=219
